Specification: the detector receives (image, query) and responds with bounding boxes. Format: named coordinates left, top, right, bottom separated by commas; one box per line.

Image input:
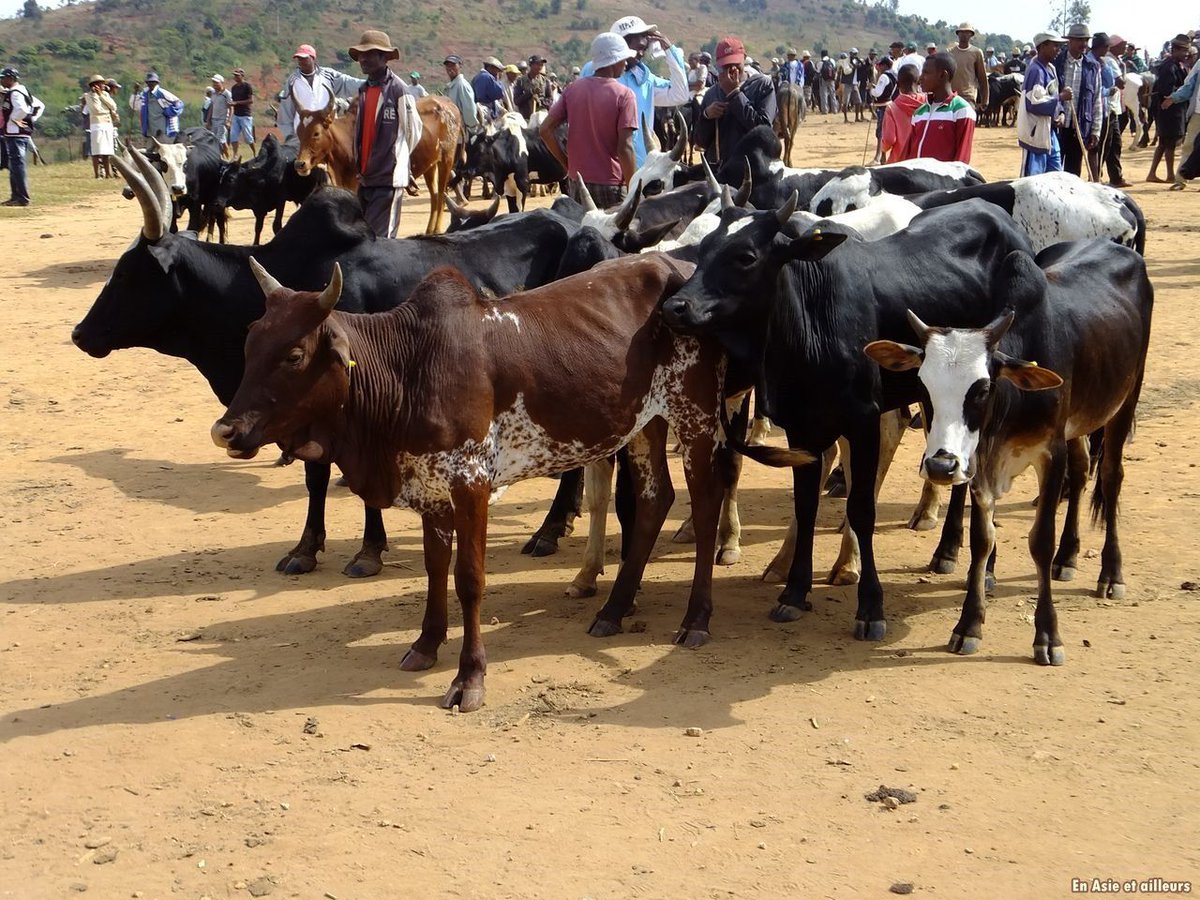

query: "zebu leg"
left=401, top=509, right=453, bottom=671
left=278, top=461, right=330, bottom=574
left=441, top=486, right=491, bottom=711
left=523, top=468, right=584, bottom=557
left=567, top=460, right=614, bottom=599
left=675, top=425, right=723, bottom=647
left=1051, top=436, right=1089, bottom=581
left=761, top=441, right=835, bottom=583
left=344, top=506, right=389, bottom=578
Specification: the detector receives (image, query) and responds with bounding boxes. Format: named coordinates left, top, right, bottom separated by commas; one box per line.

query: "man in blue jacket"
left=579, top=14, right=689, bottom=165
left=1019, top=32, right=1066, bottom=176
left=1055, top=23, right=1103, bottom=178
left=472, top=56, right=508, bottom=123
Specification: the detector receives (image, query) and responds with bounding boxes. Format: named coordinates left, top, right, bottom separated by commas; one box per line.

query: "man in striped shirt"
left=902, top=52, right=976, bottom=163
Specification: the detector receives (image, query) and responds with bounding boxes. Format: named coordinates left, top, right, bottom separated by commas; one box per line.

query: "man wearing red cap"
left=693, top=36, right=776, bottom=165
left=277, top=42, right=365, bottom=148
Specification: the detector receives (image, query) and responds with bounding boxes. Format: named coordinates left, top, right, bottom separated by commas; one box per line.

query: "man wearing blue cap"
left=444, top=55, right=479, bottom=134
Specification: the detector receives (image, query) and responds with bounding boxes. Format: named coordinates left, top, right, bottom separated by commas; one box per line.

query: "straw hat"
left=348, top=30, right=399, bottom=61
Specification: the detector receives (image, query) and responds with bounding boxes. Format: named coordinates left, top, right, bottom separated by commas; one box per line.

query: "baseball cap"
left=482, top=56, right=504, bottom=69
left=592, top=32, right=636, bottom=69
left=849, top=47, right=859, bottom=54
left=145, top=71, right=160, bottom=82
left=926, top=42, right=937, bottom=49
left=611, top=15, right=656, bottom=37
left=443, top=55, right=463, bottom=65
left=1033, top=32, right=1065, bottom=47
left=1, top=66, right=18, bottom=78
left=293, top=44, right=317, bottom=59
left=232, top=67, right=245, bottom=76
left=409, top=70, right=422, bottom=79
left=715, top=36, right=746, bottom=67
left=106, top=78, right=121, bottom=89
left=211, top=74, right=225, bottom=83
left=528, top=54, right=547, bottom=64
left=504, top=64, right=520, bottom=74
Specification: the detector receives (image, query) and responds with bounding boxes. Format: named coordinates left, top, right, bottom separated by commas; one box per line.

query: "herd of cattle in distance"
left=71, top=121, right=1154, bottom=711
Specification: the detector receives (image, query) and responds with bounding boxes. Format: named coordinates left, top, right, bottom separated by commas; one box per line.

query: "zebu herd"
left=72, top=123, right=1154, bottom=712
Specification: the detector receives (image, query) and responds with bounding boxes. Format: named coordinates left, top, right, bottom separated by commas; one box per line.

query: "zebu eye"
left=735, top=251, right=757, bottom=268
left=286, top=347, right=304, bottom=366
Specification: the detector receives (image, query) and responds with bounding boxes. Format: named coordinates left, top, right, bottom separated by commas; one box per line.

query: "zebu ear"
left=994, top=353, right=1063, bottom=391
left=864, top=340, right=923, bottom=372
left=779, top=227, right=848, bottom=262
left=324, top=315, right=353, bottom=371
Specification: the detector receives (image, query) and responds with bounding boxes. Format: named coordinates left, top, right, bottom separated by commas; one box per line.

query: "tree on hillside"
left=1049, top=0, right=1090, bottom=35
left=21, top=0, right=44, bottom=20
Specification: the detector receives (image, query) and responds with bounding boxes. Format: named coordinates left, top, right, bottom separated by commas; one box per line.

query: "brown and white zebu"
left=292, top=90, right=463, bottom=233
left=865, top=240, right=1152, bottom=665
left=211, top=254, right=764, bottom=711
left=773, top=81, right=802, bottom=166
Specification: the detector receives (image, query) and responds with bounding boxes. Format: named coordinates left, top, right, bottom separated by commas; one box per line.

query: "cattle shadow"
left=0, top=561, right=1032, bottom=742
left=25, top=258, right=117, bottom=291
left=47, top=449, right=309, bottom=515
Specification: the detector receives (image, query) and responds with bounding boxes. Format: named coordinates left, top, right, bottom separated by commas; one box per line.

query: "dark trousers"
left=1057, top=125, right=1085, bottom=177
left=357, top=185, right=401, bottom=238
left=1101, top=114, right=1124, bottom=184
left=5, top=136, right=30, bottom=204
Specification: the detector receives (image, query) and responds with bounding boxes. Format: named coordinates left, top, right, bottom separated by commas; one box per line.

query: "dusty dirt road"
left=1, top=123, right=1198, bottom=899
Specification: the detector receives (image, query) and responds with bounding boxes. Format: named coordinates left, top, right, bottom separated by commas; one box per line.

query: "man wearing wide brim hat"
left=576, top=13, right=688, bottom=165
left=1018, top=34, right=1067, bottom=177
left=277, top=40, right=366, bottom=148
left=539, top=32, right=639, bottom=209
left=349, top=29, right=421, bottom=237
left=950, top=19, right=989, bottom=108
left=1054, top=23, right=1104, bottom=178
left=472, top=56, right=508, bottom=121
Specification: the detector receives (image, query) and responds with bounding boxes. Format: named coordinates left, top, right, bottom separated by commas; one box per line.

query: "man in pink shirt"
left=541, top=32, right=638, bottom=207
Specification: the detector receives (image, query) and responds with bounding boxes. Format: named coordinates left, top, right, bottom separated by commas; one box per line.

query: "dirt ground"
left=1, top=121, right=1198, bottom=900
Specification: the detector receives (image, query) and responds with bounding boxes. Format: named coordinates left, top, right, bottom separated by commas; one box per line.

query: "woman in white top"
left=82, top=74, right=119, bottom=178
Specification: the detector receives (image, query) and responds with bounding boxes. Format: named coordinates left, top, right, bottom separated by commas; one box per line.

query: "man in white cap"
left=540, top=32, right=638, bottom=207
left=206, top=74, right=233, bottom=156
left=949, top=23, right=989, bottom=110
left=580, top=14, right=688, bottom=165
left=277, top=43, right=366, bottom=148
left=472, top=56, right=508, bottom=121
left=1018, top=32, right=1067, bottom=176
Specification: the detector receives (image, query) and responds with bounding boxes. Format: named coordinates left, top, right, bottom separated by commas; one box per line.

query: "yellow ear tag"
left=348, top=360, right=357, bottom=368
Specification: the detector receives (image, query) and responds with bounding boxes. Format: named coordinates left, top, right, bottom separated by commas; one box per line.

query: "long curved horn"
left=669, top=112, right=687, bottom=161
left=640, top=113, right=659, bottom=153
left=320, top=89, right=335, bottom=120
left=906, top=309, right=934, bottom=343
left=111, top=153, right=165, bottom=242
left=444, top=194, right=466, bottom=217
left=982, top=309, right=1015, bottom=348
left=249, top=256, right=284, bottom=298
left=775, top=189, right=799, bottom=226
left=483, top=193, right=501, bottom=223
left=734, top=158, right=753, bottom=207
left=701, top=155, right=720, bottom=193
left=720, top=184, right=736, bottom=210
left=129, top=146, right=173, bottom=226
left=576, top=173, right=598, bottom=212
left=611, top=187, right=642, bottom=231
left=317, top=262, right=342, bottom=312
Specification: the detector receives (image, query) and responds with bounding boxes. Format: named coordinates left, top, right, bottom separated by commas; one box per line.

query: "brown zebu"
left=773, top=81, right=802, bottom=166
left=211, top=254, right=764, bottom=711
left=293, top=91, right=464, bottom=233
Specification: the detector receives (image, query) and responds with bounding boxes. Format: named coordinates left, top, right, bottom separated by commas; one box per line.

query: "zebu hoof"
left=929, top=556, right=957, bottom=575
left=277, top=553, right=318, bottom=575
left=854, top=619, right=887, bottom=641
left=343, top=550, right=384, bottom=578
left=674, top=628, right=711, bottom=649
left=907, top=510, right=938, bottom=531
left=827, top=565, right=860, bottom=586
left=671, top=519, right=697, bottom=544
left=769, top=600, right=811, bottom=622
left=1095, top=579, right=1126, bottom=600
left=400, top=646, right=438, bottom=671
left=588, top=617, right=623, bottom=638
left=521, top=533, right=561, bottom=557
left=1034, top=643, right=1066, bottom=666
left=760, top=563, right=788, bottom=584
left=985, top=572, right=996, bottom=594
left=565, top=581, right=598, bottom=599
left=441, top=677, right=485, bottom=712
left=334, top=474, right=349, bottom=487
left=1051, top=564, right=1076, bottom=582
left=948, top=632, right=980, bottom=655
left=716, top=547, right=742, bottom=566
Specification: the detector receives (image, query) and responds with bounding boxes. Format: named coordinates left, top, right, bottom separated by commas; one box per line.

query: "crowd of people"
left=3, top=14, right=1198, bottom=210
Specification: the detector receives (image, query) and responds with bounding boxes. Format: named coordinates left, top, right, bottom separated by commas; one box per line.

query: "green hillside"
left=1, top=0, right=1017, bottom=144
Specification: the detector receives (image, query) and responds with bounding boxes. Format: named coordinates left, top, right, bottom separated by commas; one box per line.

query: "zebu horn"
left=444, top=194, right=466, bottom=216
left=317, top=262, right=343, bottom=312
left=611, top=187, right=642, bottom=232
left=775, top=190, right=799, bottom=226
left=576, top=173, right=598, bottom=211
left=905, top=309, right=934, bottom=343
left=249, top=256, right=284, bottom=298
left=701, top=155, right=720, bottom=194
left=982, top=308, right=1016, bottom=348
left=111, top=153, right=165, bottom=242
left=129, top=145, right=173, bottom=226
left=669, top=112, right=687, bottom=161
left=720, top=184, right=736, bottom=211
left=734, top=159, right=753, bottom=207
left=483, top=193, right=501, bottom=223
left=641, top=113, right=659, bottom=153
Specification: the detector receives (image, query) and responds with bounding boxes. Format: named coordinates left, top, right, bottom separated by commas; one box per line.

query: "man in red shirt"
left=540, top=32, right=638, bottom=208
left=902, top=52, right=976, bottom=163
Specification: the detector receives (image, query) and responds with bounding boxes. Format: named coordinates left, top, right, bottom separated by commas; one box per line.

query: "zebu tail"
left=718, top=391, right=815, bottom=468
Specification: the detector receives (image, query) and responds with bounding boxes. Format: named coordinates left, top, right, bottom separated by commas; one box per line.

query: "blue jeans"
left=5, top=135, right=29, bottom=204
left=1020, top=130, right=1063, bottom=177
left=230, top=116, right=255, bottom=143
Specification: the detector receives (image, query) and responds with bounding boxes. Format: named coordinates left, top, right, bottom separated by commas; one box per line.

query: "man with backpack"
left=1, top=66, right=34, bottom=206
left=818, top=52, right=838, bottom=113
left=868, top=56, right=898, bottom=164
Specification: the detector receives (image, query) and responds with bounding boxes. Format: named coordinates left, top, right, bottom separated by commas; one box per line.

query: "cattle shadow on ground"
left=0, top=563, right=1035, bottom=742
left=26, top=258, right=117, bottom=291
left=47, top=449, right=309, bottom=515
